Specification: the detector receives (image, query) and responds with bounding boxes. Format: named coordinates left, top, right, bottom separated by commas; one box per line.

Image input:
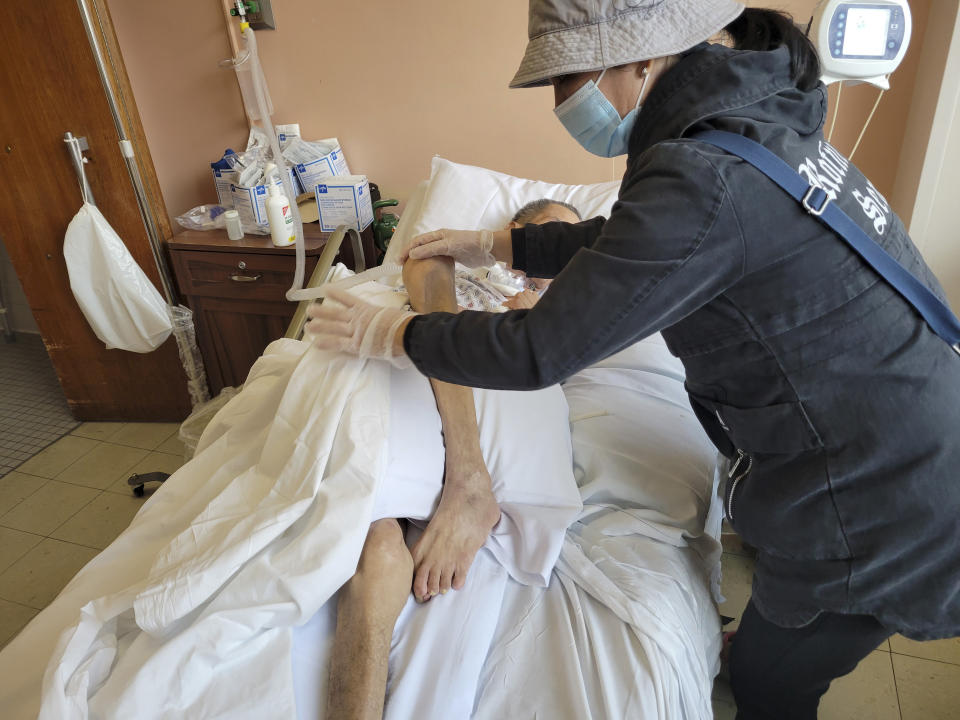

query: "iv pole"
left=73, top=0, right=210, bottom=407
left=73, top=0, right=177, bottom=306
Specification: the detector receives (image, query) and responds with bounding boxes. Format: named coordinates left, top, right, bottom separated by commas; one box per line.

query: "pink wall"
left=107, top=0, right=932, bottom=230
left=107, top=0, right=618, bottom=229
left=108, top=0, right=248, bottom=231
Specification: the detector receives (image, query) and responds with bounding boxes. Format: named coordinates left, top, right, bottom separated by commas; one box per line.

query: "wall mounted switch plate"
left=230, top=1, right=276, bottom=30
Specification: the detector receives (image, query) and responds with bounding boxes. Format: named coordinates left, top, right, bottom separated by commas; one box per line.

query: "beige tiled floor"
left=714, top=538, right=960, bottom=719
left=1, top=429, right=958, bottom=719
left=0, top=422, right=184, bottom=648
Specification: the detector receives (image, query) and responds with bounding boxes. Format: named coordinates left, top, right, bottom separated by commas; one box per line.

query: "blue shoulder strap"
left=693, top=130, right=960, bottom=355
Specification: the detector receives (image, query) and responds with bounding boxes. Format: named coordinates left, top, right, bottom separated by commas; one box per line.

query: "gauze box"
left=214, top=164, right=298, bottom=211
left=314, top=175, right=374, bottom=232
left=231, top=176, right=284, bottom=229
left=289, top=138, right=350, bottom=191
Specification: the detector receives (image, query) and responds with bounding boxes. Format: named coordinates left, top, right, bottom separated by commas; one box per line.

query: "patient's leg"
left=326, top=518, right=413, bottom=720
left=403, top=256, right=501, bottom=602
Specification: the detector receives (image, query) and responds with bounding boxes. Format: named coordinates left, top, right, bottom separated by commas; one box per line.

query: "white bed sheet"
left=289, top=528, right=720, bottom=720
left=0, top=278, right=582, bottom=720
left=288, top=334, right=723, bottom=719
left=0, top=314, right=721, bottom=719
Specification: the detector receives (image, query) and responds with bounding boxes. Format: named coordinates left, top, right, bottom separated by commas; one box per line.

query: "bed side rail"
left=284, top=226, right=351, bottom=340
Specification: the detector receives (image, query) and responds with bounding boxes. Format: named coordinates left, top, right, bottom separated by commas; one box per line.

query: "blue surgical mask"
left=554, top=68, right=649, bottom=158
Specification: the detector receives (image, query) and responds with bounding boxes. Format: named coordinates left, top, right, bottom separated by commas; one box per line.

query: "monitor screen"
left=842, top=7, right=892, bottom=57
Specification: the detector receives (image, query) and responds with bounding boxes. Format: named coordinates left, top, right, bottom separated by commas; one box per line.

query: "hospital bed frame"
left=284, top=225, right=362, bottom=341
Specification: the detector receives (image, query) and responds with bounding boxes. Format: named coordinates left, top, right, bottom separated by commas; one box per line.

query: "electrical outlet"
left=247, top=0, right=276, bottom=31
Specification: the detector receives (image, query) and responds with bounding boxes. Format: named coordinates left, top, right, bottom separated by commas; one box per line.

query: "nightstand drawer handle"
left=230, top=274, right=262, bottom=282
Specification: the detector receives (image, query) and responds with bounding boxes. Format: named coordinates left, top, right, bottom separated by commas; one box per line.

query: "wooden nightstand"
left=167, top=225, right=375, bottom=395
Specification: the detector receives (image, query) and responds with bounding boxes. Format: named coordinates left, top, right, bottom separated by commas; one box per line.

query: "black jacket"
left=405, top=43, right=960, bottom=639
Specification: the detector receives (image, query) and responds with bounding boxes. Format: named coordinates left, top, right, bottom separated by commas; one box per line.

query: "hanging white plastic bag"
left=64, top=203, right=172, bottom=353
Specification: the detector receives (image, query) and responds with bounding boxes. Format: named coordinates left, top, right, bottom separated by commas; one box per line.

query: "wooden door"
left=0, top=1, right=191, bottom=420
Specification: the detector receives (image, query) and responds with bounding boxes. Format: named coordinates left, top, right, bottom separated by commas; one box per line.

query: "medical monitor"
left=812, top=0, right=912, bottom=89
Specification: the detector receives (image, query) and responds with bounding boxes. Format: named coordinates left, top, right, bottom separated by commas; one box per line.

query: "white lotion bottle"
left=265, top=170, right=296, bottom=247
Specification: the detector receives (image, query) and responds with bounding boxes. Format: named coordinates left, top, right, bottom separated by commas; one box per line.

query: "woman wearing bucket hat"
left=307, top=2, right=960, bottom=717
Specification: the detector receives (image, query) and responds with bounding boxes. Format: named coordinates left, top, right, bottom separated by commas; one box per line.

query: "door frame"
left=890, top=2, right=960, bottom=245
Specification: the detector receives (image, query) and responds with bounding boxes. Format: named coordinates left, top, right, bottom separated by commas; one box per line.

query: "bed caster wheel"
left=126, top=472, right=170, bottom=497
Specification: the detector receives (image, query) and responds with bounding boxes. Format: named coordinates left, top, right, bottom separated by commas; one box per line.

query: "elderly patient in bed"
left=321, top=199, right=581, bottom=720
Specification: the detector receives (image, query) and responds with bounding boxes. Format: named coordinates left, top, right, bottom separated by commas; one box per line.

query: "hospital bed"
left=0, top=158, right=724, bottom=719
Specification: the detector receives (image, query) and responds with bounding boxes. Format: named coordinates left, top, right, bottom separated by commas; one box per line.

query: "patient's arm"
left=402, top=257, right=500, bottom=602
left=404, top=254, right=457, bottom=314
left=404, top=257, right=486, bottom=474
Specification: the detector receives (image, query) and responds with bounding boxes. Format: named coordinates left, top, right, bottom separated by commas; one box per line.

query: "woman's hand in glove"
left=305, top=287, right=418, bottom=368
left=400, top=228, right=512, bottom=268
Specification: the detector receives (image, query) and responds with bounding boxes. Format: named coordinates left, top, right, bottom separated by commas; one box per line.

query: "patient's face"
left=525, top=204, right=581, bottom=226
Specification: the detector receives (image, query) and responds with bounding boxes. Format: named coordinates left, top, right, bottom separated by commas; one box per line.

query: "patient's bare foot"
left=411, top=463, right=500, bottom=602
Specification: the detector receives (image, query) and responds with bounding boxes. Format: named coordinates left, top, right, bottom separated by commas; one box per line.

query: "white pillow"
left=385, top=157, right=621, bottom=265
left=377, top=363, right=581, bottom=587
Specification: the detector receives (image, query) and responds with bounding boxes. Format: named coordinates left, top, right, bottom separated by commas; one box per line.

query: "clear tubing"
left=309, top=263, right=402, bottom=298
left=241, top=27, right=309, bottom=300
left=241, top=26, right=373, bottom=301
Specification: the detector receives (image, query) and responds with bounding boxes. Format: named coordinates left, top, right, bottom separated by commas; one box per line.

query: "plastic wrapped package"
left=176, top=204, right=268, bottom=235
left=176, top=205, right=230, bottom=231
left=282, top=137, right=349, bottom=193
left=167, top=305, right=210, bottom=410
left=485, top=263, right=529, bottom=295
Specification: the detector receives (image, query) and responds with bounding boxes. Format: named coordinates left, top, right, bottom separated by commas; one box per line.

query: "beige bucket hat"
left=510, top=0, right=745, bottom=88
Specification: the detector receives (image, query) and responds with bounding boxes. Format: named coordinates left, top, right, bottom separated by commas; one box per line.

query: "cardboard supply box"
left=290, top=139, right=350, bottom=193
left=216, top=167, right=299, bottom=226
left=230, top=176, right=285, bottom=229
left=314, top=175, right=373, bottom=232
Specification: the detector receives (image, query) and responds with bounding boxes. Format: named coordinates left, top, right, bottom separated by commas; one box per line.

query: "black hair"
left=511, top=198, right=582, bottom=225
left=724, top=8, right=822, bottom=92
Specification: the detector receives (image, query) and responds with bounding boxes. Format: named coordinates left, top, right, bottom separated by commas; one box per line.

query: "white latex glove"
left=401, top=229, right=495, bottom=268
left=305, top=287, right=418, bottom=368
